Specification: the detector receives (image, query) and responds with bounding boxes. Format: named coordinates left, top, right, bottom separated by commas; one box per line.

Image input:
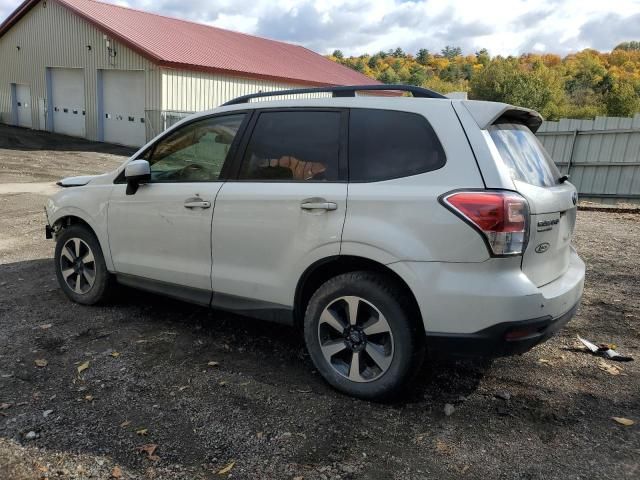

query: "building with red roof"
left=0, top=0, right=377, bottom=146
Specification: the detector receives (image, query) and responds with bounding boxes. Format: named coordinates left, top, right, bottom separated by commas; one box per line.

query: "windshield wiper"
left=558, top=174, right=570, bottom=184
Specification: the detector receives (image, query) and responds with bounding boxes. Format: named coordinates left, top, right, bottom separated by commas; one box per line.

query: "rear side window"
left=488, top=123, right=560, bottom=187
left=348, top=109, right=446, bottom=182
left=239, top=111, right=341, bottom=181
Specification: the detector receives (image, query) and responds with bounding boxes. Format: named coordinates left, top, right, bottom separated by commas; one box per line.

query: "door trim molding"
left=116, top=273, right=212, bottom=306
left=211, top=291, right=294, bottom=325
left=115, top=274, right=294, bottom=325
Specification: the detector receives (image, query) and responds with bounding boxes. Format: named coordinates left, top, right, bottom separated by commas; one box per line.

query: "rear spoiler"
left=459, top=101, right=543, bottom=133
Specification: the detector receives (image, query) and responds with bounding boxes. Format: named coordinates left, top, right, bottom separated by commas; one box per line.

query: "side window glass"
left=348, top=109, right=446, bottom=182
left=148, top=114, right=245, bottom=182
left=239, top=111, right=341, bottom=181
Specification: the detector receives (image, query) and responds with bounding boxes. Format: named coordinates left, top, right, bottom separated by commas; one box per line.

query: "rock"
left=43, top=409, right=54, bottom=418
left=340, top=465, right=358, bottom=474
left=495, top=391, right=511, bottom=401
left=25, top=431, right=38, bottom=440
left=444, top=403, right=455, bottom=416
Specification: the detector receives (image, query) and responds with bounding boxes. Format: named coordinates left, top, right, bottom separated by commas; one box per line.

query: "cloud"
left=1, top=0, right=639, bottom=56
left=254, top=1, right=380, bottom=52
left=577, top=12, right=640, bottom=51
left=511, top=8, right=555, bottom=29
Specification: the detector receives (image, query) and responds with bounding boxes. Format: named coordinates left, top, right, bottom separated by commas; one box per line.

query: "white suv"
left=45, top=85, right=585, bottom=400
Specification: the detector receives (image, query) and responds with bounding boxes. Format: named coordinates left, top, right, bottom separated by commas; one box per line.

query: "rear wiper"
left=558, top=174, right=570, bottom=184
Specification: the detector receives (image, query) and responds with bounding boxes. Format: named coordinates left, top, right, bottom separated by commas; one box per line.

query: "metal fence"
left=144, top=110, right=193, bottom=139
left=537, top=114, right=640, bottom=204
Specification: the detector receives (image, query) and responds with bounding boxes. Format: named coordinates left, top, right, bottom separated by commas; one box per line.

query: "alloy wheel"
left=317, top=295, right=394, bottom=383
left=59, top=238, right=96, bottom=295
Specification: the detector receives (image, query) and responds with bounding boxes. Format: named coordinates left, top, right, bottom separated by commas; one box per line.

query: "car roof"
left=184, top=96, right=542, bottom=131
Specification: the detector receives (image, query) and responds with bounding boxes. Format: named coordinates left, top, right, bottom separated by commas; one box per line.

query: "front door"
left=15, top=84, right=32, bottom=128
left=108, top=113, right=247, bottom=297
left=211, top=109, right=348, bottom=312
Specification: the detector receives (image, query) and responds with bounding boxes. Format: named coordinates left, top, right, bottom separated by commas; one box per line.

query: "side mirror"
left=124, top=160, right=151, bottom=195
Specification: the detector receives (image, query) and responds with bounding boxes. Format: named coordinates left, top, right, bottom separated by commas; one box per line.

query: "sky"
left=1, top=0, right=640, bottom=57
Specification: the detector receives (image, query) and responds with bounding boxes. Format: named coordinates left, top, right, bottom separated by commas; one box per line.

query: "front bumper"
left=426, top=301, right=580, bottom=358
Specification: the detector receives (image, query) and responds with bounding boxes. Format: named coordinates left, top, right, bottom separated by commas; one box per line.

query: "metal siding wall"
left=160, top=68, right=330, bottom=112
left=538, top=114, right=640, bottom=204
left=0, top=0, right=161, bottom=142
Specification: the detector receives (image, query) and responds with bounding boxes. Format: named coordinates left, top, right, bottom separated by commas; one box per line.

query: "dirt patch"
left=0, top=125, right=639, bottom=479
left=0, top=183, right=59, bottom=195
left=0, top=125, right=132, bottom=184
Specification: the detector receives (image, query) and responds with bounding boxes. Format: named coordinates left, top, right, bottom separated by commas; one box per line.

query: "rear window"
left=488, top=123, right=560, bottom=187
left=349, top=109, right=446, bottom=182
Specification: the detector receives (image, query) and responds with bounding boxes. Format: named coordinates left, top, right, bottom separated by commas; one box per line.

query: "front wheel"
left=304, top=271, right=424, bottom=400
left=54, top=224, right=113, bottom=305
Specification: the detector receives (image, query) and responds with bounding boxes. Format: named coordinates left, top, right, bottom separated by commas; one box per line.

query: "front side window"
left=488, top=123, right=560, bottom=187
left=348, top=109, right=446, bottom=182
left=239, top=111, right=341, bottom=181
left=148, top=114, right=245, bottom=182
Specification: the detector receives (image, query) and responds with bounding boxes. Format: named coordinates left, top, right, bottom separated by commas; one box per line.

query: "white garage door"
left=51, top=68, right=85, bottom=138
left=102, top=70, right=146, bottom=147
left=14, top=84, right=33, bottom=128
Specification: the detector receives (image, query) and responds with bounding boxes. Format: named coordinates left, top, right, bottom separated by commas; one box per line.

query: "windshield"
left=488, top=123, right=560, bottom=187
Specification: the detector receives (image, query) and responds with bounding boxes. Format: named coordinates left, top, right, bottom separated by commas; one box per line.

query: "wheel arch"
left=51, top=211, right=114, bottom=271
left=293, top=255, right=424, bottom=332
left=53, top=214, right=95, bottom=233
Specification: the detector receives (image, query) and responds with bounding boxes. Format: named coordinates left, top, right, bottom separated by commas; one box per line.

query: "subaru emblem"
left=572, top=192, right=578, bottom=206
left=535, top=243, right=550, bottom=254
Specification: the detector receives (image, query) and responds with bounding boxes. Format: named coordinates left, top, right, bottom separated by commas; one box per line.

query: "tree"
left=614, top=41, right=640, bottom=51
left=408, top=65, right=429, bottom=86
left=353, top=59, right=366, bottom=73
left=605, top=79, right=640, bottom=116
left=441, top=45, right=462, bottom=60
left=368, top=54, right=381, bottom=70
left=332, top=50, right=344, bottom=60
left=324, top=46, right=640, bottom=119
left=475, top=48, right=490, bottom=66
left=377, top=68, right=400, bottom=84
left=470, top=59, right=565, bottom=119
left=416, top=48, right=430, bottom=65
left=440, top=63, right=464, bottom=82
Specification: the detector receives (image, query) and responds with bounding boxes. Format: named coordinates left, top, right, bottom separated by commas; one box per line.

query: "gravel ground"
left=0, top=125, right=638, bottom=479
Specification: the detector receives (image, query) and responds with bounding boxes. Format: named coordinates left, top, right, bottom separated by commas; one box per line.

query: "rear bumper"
left=426, top=301, right=580, bottom=358
left=388, top=247, right=585, bottom=357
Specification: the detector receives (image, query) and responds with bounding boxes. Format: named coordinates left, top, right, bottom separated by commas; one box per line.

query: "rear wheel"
left=304, top=271, right=424, bottom=400
left=54, top=224, right=113, bottom=305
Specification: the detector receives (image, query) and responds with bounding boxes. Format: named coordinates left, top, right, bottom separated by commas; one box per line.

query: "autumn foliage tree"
left=327, top=44, right=640, bottom=120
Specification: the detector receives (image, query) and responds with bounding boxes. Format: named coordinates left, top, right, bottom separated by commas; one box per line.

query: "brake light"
left=442, top=191, right=529, bottom=256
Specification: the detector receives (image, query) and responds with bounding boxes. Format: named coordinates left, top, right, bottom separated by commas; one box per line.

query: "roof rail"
left=222, top=84, right=447, bottom=106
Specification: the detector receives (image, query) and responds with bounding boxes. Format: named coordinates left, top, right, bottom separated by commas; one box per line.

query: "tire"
left=54, top=224, right=113, bottom=305
left=304, top=271, right=424, bottom=400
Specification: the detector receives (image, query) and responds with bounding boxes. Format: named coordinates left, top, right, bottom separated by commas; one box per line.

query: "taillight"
left=441, top=190, right=529, bottom=256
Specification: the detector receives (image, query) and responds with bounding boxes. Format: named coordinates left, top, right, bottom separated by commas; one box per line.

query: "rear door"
left=211, top=109, right=348, bottom=312
left=487, top=123, right=577, bottom=286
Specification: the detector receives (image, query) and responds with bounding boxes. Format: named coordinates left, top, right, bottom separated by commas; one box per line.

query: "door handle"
left=184, top=199, right=211, bottom=209
left=300, top=200, right=337, bottom=211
